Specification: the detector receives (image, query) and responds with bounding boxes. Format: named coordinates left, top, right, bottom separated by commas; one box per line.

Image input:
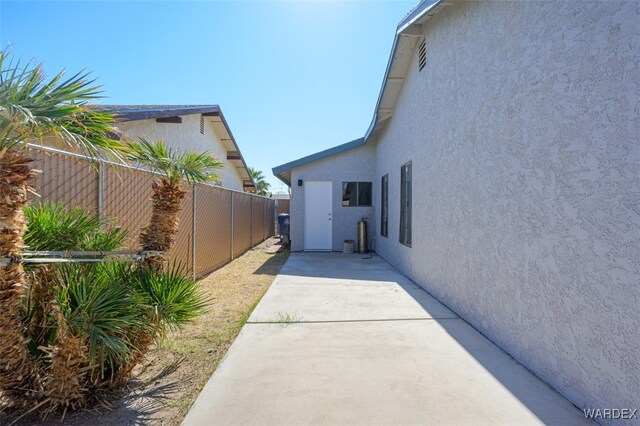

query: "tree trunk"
left=41, top=330, right=89, bottom=413
left=109, top=330, right=153, bottom=388
left=0, top=149, right=40, bottom=406
left=138, top=178, right=186, bottom=270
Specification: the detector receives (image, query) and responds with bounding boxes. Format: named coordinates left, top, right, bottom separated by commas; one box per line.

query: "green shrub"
left=24, top=202, right=127, bottom=252
left=129, top=263, right=209, bottom=334
left=12, top=202, right=208, bottom=415
left=54, top=263, right=147, bottom=375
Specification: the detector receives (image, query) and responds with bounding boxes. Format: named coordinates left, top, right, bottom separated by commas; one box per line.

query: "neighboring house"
left=94, top=105, right=255, bottom=192
left=274, top=0, right=639, bottom=420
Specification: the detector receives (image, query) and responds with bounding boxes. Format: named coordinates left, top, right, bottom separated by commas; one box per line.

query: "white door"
left=304, top=181, right=332, bottom=250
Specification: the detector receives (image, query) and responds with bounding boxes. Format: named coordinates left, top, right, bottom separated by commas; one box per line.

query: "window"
left=418, top=39, right=426, bottom=72
left=400, top=162, right=412, bottom=246
left=342, top=182, right=372, bottom=207
left=381, top=174, right=388, bottom=237
left=200, top=115, right=205, bottom=134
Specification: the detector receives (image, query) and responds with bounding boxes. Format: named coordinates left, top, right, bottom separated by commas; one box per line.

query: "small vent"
left=200, top=116, right=205, bottom=135
left=418, top=39, right=426, bottom=72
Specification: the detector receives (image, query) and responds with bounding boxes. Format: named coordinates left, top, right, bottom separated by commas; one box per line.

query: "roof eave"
left=202, top=109, right=256, bottom=189
left=272, top=137, right=366, bottom=187
left=273, top=171, right=292, bottom=187
left=95, top=104, right=256, bottom=189
left=109, top=106, right=221, bottom=122
left=364, top=0, right=446, bottom=142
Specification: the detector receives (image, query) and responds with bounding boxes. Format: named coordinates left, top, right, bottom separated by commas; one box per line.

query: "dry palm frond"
left=40, top=330, right=89, bottom=413
left=1, top=49, right=124, bottom=414
left=129, top=139, right=221, bottom=270
left=139, top=179, right=186, bottom=269
left=24, top=266, right=59, bottom=350
left=0, top=149, right=41, bottom=407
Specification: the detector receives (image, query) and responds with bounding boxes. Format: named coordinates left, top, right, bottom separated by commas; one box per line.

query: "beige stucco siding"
left=117, top=115, right=245, bottom=190
left=373, top=0, right=639, bottom=417
left=290, top=144, right=375, bottom=252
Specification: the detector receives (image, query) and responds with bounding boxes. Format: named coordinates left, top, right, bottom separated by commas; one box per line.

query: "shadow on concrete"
left=272, top=252, right=585, bottom=424
left=252, top=251, right=290, bottom=276
left=276, top=251, right=418, bottom=281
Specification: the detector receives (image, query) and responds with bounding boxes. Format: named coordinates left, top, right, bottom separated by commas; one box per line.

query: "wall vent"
left=418, top=39, right=426, bottom=72
left=200, top=115, right=205, bottom=135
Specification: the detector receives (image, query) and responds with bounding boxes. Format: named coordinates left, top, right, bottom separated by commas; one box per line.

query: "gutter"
left=364, top=0, right=444, bottom=142
left=271, top=1, right=448, bottom=188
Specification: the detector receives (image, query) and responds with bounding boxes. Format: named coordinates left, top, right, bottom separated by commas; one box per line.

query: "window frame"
left=399, top=161, right=412, bottom=247
left=380, top=174, right=388, bottom=238
left=341, top=181, right=372, bottom=207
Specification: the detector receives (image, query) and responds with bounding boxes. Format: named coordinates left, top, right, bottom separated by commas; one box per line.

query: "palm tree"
left=127, top=139, right=222, bottom=269
left=0, top=51, right=123, bottom=407
left=249, top=167, right=271, bottom=196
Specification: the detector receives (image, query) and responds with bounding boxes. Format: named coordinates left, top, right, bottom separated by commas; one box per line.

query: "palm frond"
left=0, top=50, right=125, bottom=161
left=24, top=201, right=127, bottom=252
left=54, top=263, right=148, bottom=373
left=249, top=166, right=271, bottom=196
left=128, top=138, right=223, bottom=185
left=128, top=263, right=209, bottom=334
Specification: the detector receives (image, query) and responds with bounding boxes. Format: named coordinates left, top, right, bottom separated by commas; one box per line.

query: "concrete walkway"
left=183, top=253, right=588, bottom=425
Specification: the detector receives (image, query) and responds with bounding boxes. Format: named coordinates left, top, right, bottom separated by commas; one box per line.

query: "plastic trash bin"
left=278, top=214, right=290, bottom=241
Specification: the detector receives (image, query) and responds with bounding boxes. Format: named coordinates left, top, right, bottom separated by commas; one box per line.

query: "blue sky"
left=1, top=0, right=414, bottom=192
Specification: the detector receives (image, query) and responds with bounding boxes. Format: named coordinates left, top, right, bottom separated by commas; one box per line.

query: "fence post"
left=97, top=160, right=105, bottom=219
left=250, top=197, right=253, bottom=247
left=192, top=185, right=197, bottom=280
left=230, top=191, right=234, bottom=261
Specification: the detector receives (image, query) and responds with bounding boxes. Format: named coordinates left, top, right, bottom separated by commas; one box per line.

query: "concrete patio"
left=182, top=253, right=589, bottom=425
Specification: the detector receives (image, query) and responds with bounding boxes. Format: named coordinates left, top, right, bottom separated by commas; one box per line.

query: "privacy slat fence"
left=28, top=146, right=276, bottom=278
left=232, top=192, right=253, bottom=259
left=276, top=199, right=290, bottom=215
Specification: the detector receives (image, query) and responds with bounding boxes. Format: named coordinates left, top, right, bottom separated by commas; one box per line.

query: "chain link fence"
left=28, top=146, right=276, bottom=278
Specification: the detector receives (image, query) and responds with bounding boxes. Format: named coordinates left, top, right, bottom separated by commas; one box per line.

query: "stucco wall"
left=373, top=0, right=639, bottom=417
left=118, top=115, right=244, bottom=190
left=290, top=144, right=375, bottom=252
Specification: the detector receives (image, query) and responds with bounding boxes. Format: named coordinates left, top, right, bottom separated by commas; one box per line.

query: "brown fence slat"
left=251, top=198, right=264, bottom=246
left=168, top=187, right=193, bottom=270
left=26, top=147, right=275, bottom=278
left=103, top=165, right=154, bottom=250
left=195, top=185, right=232, bottom=276
left=277, top=199, right=290, bottom=215
left=233, top=192, right=252, bottom=258
left=30, top=150, right=99, bottom=212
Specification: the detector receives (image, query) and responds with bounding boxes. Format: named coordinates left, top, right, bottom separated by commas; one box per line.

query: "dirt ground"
left=6, top=238, right=288, bottom=426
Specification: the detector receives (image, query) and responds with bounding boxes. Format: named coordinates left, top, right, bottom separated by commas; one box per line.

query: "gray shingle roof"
left=91, top=104, right=220, bottom=122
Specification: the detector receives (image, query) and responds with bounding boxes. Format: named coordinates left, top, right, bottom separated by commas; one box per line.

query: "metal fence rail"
left=27, top=146, right=276, bottom=279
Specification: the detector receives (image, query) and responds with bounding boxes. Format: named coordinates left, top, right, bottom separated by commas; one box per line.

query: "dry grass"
left=6, top=237, right=288, bottom=426
left=143, top=239, right=289, bottom=421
